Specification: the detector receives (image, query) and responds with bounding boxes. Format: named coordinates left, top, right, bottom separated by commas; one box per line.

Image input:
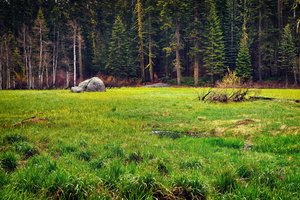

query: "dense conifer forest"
left=0, top=0, right=299, bottom=88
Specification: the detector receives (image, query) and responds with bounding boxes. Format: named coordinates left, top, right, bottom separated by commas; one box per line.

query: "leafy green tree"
left=236, top=24, right=252, bottom=81
left=204, top=0, right=226, bottom=82
left=278, top=24, right=297, bottom=85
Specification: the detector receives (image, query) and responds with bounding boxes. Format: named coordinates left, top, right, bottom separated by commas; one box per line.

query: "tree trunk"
left=137, top=0, right=145, bottom=81
left=278, top=0, right=283, bottom=35
left=22, top=24, right=29, bottom=89
left=258, top=0, right=262, bottom=81
left=73, top=22, right=77, bottom=86
left=66, top=66, right=69, bottom=88
left=52, top=27, right=56, bottom=87
left=5, top=39, right=10, bottom=89
left=175, top=20, right=181, bottom=85
left=78, top=29, right=83, bottom=82
left=194, top=7, right=200, bottom=86
left=285, top=71, right=288, bottom=87
left=28, top=36, right=33, bottom=89
left=45, top=53, right=49, bottom=88
left=148, top=15, right=153, bottom=83
left=293, top=66, right=298, bottom=85
left=299, top=53, right=300, bottom=82
left=0, top=40, right=2, bottom=90
left=55, top=31, right=59, bottom=86
left=39, top=24, right=43, bottom=88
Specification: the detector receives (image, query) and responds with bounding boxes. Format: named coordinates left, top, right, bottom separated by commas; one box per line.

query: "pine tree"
left=106, top=15, right=135, bottom=78
left=278, top=24, right=297, bottom=85
left=236, top=24, right=252, bottom=81
left=204, top=0, right=225, bottom=82
left=158, top=0, right=189, bottom=85
left=188, top=0, right=203, bottom=86
left=223, top=0, right=243, bottom=69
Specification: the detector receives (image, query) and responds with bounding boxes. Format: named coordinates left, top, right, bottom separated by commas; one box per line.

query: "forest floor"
left=0, top=88, right=299, bottom=199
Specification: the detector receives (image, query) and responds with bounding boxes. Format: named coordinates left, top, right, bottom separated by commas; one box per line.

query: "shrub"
left=217, top=69, right=241, bottom=88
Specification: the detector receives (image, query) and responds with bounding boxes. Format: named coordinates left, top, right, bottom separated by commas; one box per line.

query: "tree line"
left=0, top=0, right=299, bottom=89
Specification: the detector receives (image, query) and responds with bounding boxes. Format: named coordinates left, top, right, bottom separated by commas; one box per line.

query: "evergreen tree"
left=236, top=24, right=252, bottom=81
left=204, top=0, right=226, bottom=82
left=278, top=24, right=297, bottom=85
left=158, top=0, right=189, bottom=85
left=106, top=15, right=136, bottom=78
left=223, top=0, right=243, bottom=69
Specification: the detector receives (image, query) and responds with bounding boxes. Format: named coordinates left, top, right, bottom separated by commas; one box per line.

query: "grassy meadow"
left=0, top=88, right=299, bottom=199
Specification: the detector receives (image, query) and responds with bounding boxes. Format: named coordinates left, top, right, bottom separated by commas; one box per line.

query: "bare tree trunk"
left=38, top=25, right=43, bottom=88
left=299, top=53, right=300, bottom=82
left=28, top=36, right=33, bottom=89
left=73, top=21, right=77, bottom=86
left=55, top=31, right=59, bottom=86
left=194, top=52, right=199, bottom=86
left=137, top=0, right=145, bottom=81
left=193, top=8, right=200, bottom=86
left=62, top=38, right=69, bottom=88
left=52, top=27, right=56, bottom=87
left=293, top=66, right=298, bottom=85
left=5, top=39, right=10, bottom=89
left=0, top=40, right=2, bottom=90
left=175, top=20, right=181, bottom=85
left=45, top=53, right=49, bottom=88
left=22, top=24, right=29, bottom=88
left=78, top=29, right=83, bottom=82
left=285, top=71, right=288, bottom=87
left=258, top=0, right=262, bottom=81
left=148, top=15, right=154, bottom=83
left=278, top=0, right=283, bottom=35
left=66, top=64, right=70, bottom=88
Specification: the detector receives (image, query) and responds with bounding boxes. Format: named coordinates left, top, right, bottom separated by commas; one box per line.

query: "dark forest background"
left=0, top=0, right=299, bottom=89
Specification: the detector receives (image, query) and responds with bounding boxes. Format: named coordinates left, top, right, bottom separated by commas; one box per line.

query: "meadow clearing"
left=0, top=88, right=299, bottom=199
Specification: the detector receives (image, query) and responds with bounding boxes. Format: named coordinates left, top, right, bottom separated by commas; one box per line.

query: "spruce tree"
left=278, top=24, right=297, bottom=85
left=223, top=0, right=243, bottom=69
left=204, top=0, right=225, bottom=82
left=236, top=24, right=252, bottom=81
left=106, top=15, right=135, bottom=78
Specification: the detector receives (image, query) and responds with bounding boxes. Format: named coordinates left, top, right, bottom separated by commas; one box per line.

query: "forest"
left=0, top=0, right=300, bottom=89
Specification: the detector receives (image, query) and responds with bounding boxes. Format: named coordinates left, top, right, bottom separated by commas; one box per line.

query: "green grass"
left=0, top=88, right=299, bottom=199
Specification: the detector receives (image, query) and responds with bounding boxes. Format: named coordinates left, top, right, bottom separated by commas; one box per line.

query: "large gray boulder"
left=71, top=77, right=106, bottom=93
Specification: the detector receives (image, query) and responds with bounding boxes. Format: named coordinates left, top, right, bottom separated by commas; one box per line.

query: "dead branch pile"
left=199, top=88, right=250, bottom=103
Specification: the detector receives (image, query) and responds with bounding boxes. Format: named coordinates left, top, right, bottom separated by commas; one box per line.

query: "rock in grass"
left=71, top=77, right=106, bottom=93
left=71, top=86, right=84, bottom=93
